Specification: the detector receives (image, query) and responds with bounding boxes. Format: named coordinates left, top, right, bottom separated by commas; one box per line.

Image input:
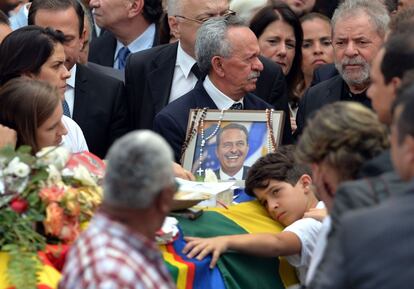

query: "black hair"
left=245, top=145, right=311, bottom=196
left=249, top=2, right=303, bottom=104
left=28, top=0, right=84, bottom=36
left=381, top=32, right=414, bottom=84
left=143, top=0, right=163, bottom=24
left=0, top=26, right=65, bottom=85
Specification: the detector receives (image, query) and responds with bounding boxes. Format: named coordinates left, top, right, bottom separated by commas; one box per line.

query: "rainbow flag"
left=161, top=201, right=299, bottom=289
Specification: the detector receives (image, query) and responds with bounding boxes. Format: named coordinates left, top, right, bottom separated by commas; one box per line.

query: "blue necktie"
left=117, top=46, right=131, bottom=69
left=62, top=99, right=71, bottom=117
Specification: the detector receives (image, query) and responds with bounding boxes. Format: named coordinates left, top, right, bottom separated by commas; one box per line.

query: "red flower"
left=10, top=197, right=28, bottom=214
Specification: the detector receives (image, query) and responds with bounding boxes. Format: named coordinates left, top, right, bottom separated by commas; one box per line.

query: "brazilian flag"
left=160, top=201, right=299, bottom=289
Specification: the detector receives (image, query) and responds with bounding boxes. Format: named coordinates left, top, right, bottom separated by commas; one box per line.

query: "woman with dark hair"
left=0, top=25, right=88, bottom=153
left=0, top=78, right=68, bottom=153
left=298, top=12, right=333, bottom=93
left=290, top=12, right=333, bottom=132
left=250, top=2, right=303, bottom=132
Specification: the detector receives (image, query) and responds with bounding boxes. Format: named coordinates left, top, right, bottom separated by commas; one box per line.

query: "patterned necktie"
left=117, top=46, right=131, bottom=69
left=62, top=99, right=71, bottom=117
left=191, top=63, right=202, bottom=80
left=230, top=102, right=243, bottom=110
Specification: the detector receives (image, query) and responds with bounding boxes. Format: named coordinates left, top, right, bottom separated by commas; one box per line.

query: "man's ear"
left=155, top=186, right=175, bottom=215
left=211, top=56, right=225, bottom=77
left=129, top=0, right=144, bottom=18
left=298, top=174, right=312, bottom=194
left=391, top=76, right=402, bottom=93
left=168, top=15, right=180, bottom=39
left=404, top=135, right=414, bottom=165
left=79, top=27, right=86, bottom=51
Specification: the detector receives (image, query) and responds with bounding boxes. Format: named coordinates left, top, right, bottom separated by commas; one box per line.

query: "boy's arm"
left=183, top=232, right=302, bottom=268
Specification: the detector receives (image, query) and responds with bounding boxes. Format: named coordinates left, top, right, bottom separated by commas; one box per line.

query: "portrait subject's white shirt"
left=169, top=42, right=198, bottom=103
left=203, top=76, right=244, bottom=109
left=219, top=167, right=244, bottom=180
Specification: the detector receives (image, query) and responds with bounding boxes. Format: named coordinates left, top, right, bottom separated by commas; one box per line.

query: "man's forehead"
left=184, top=0, right=229, bottom=14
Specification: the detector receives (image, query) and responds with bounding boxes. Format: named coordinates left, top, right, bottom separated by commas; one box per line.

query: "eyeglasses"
left=174, top=10, right=236, bottom=24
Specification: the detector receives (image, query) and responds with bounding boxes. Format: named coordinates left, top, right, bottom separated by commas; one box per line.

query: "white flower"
left=4, top=157, right=30, bottom=178
left=36, top=146, right=70, bottom=170
left=46, top=165, right=62, bottom=184
left=73, top=165, right=97, bottom=186
left=204, top=169, right=219, bottom=183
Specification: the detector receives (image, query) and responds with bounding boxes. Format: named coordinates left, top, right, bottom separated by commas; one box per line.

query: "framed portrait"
left=181, top=109, right=285, bottom=185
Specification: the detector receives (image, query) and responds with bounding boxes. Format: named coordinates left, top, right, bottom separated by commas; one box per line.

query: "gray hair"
left=195, top=15, right=246, bottom=74
left=332, top=0, right=390, bottom=38
left=167, top=0, right=181, bottom=16
left=103, top=130, right=174, bottom=209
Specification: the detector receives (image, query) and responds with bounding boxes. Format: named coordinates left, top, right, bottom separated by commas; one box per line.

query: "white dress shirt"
left=169, top=42, right=199, bottom=103
left=61, top=116, right=89, bottom=153
left=219, top=167, right=244, bottom=180
left=64, top=65, right=76, bottom=117
left=113, top=23, right=156, bottom=69
left=203, top=76, right=244, bottom=109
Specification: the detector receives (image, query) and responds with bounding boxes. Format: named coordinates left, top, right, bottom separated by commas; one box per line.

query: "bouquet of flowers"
left=0, top=145, right=104, bottom=289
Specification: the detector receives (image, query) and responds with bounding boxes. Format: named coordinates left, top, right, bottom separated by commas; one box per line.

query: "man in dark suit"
left=125, top=0, right=292, bottom=144
left=311, top=92, right=414, bottom=289
left=29, top=0, right=129, bottom=158
left=296, top=0, right=389, bottom=136
left=307, top=31, right=414, bottom=289
left=214, top=123, right=250, bottom=181
left=88, top=0, right=163, bottom=69
left=154, top=16, right=273, bottom=162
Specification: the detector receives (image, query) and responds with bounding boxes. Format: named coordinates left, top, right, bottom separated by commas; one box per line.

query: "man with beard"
left=154, top=15, right=272, bottom=162
left=296, top=0, right=389, bottom=136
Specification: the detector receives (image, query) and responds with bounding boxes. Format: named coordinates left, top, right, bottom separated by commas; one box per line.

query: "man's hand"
left=182, top=236, right=228, bottom=268
left=173, top=162, right=195, bottom=181
left=0, top=124, right=17, bottom=149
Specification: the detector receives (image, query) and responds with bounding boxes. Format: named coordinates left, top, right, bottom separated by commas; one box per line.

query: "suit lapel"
left=326, top=75, right=344, bottom=102
left=99, top=32, right=117, bottom=67
left=73, top=65, right=89, bottom=123
left=193, top=82, right=217, bottom=108
left=147, top=43, right=178, bottom=114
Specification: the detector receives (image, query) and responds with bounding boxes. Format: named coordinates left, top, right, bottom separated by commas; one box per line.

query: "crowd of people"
left=1, top=0, right=414, bottom=288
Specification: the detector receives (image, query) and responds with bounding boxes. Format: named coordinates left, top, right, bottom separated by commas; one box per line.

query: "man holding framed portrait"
left=154, top=15, right=275, bottom=162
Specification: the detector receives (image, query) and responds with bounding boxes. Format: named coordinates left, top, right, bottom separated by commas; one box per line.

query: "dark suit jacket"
left=125, top=42, right=293, bottom=144
left=308, top=151, right=410, bottom=289
left=86, top=62, right=125, bottom=82
left=213, top=166, right=250, bottom=180
left=296, top=75, right=345, bottom=137
left=73, top=64, right=130, bottom=158
left=88, top=29, right=159, bottom=67
left=312, top=182, right=414, bottom=289
left=153, top=81, right=273, bottom=162
left=310, top=63, right=338, bottom=87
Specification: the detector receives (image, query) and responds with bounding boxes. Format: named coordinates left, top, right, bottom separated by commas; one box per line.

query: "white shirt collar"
left=176, top=41, right=197, bottom=79
left=219, top=166, right=244, bottom=180
left=66, top=64, right=76, bottom=88
left=203, top=75, right=244, bottom=110
left=114, top=23, right=156, bottom=62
